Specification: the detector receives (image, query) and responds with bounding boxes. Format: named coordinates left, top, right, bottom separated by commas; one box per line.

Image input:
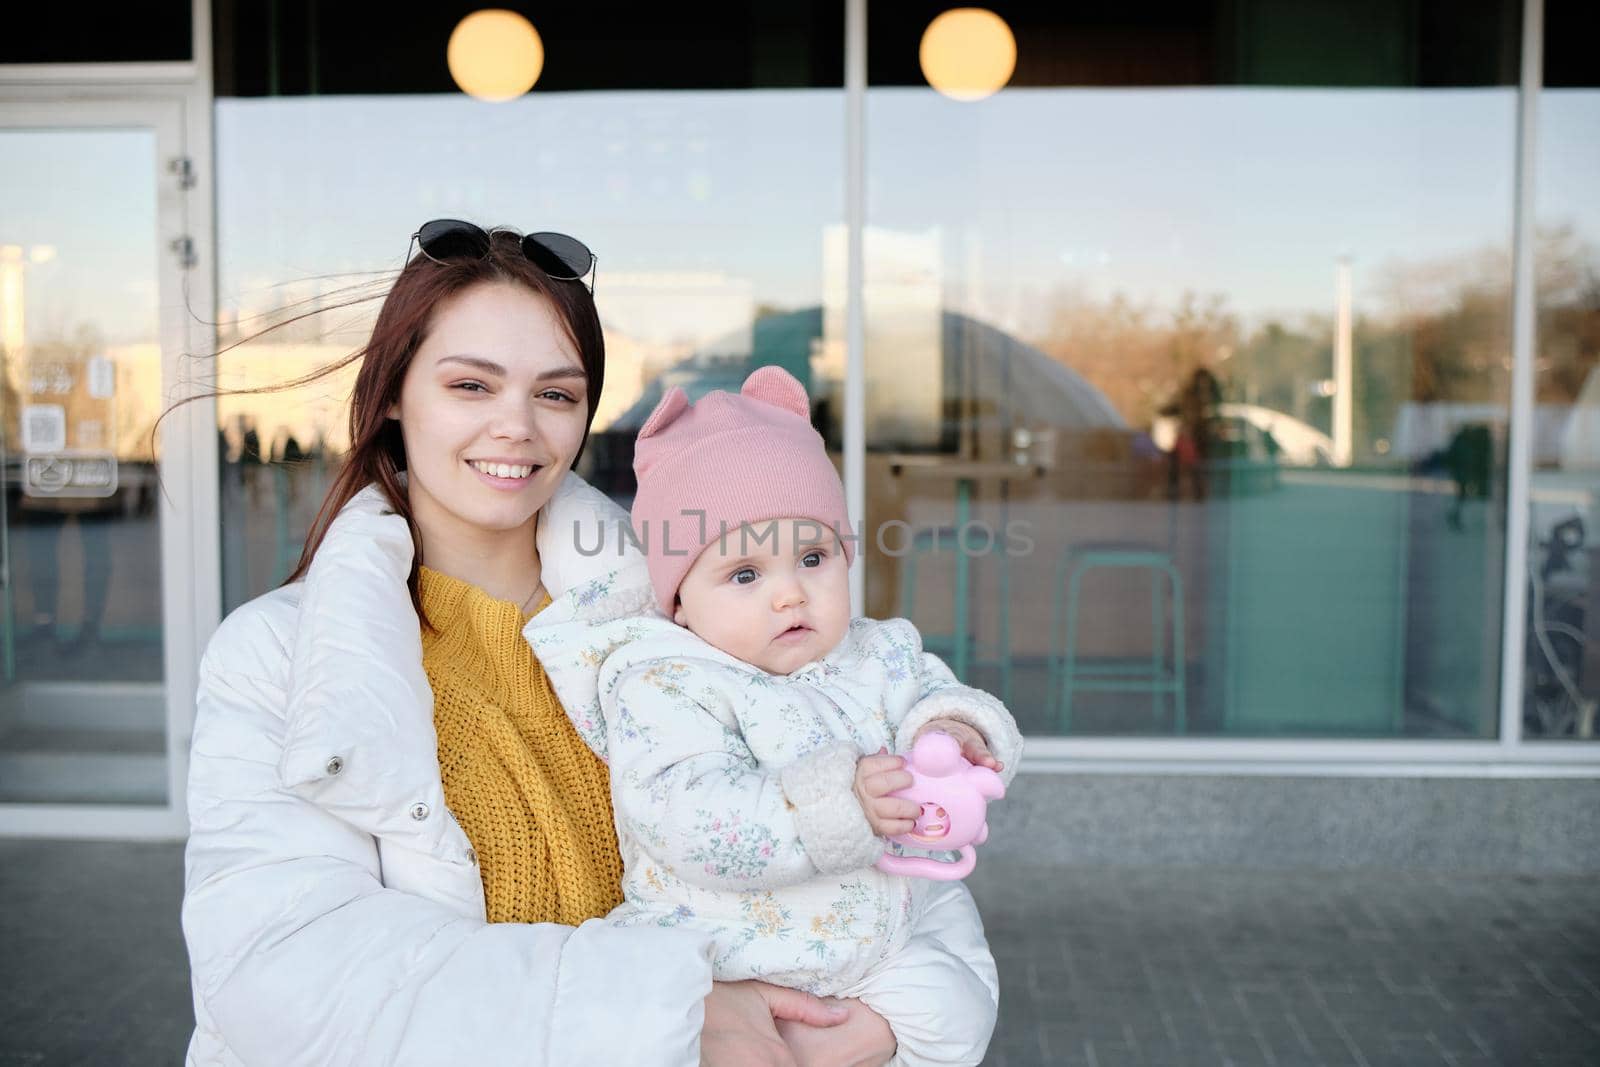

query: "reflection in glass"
left=211, top=2, right=1542, bottom=744
left=1523, top=87, right=1600, bottom=741
left=0, top=129, right=167, bottom=804
left=865, top=23, right=1517, bottom=738
left=216, top=89, right=842, bottom=612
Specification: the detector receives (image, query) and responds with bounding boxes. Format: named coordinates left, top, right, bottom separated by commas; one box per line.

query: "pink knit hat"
left=631, top=365, right=854, bottom=614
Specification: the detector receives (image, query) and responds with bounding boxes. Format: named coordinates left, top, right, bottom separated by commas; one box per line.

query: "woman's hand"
left=914, top=717, right=1003, bottom=772
left=701, top=980, right=848, bottom=1067
left=776, top=998, right=896, bottom=1067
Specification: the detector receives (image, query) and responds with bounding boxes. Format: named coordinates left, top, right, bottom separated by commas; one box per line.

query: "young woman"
left=179, top=223, right=897, bottom=1066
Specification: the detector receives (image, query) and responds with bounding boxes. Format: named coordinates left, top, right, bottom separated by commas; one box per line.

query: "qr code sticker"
left=22, top=404, right=67, bottom=452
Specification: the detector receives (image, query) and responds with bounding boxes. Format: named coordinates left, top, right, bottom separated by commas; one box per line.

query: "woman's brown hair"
left=211, top=230, right=604, bottom=621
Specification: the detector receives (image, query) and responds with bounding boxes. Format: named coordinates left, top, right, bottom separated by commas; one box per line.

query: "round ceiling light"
left=919, top=8, right=1017, bottom=102
left=447, top=10, right=544, bottom=102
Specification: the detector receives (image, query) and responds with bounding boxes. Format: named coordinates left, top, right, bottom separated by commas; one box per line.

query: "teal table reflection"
left=887, top=456, right=1047, bottom=697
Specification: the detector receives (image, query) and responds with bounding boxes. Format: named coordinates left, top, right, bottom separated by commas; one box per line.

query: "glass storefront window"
left=207, top=1, right=1591, bottom=748
left=1522, top=0, right=1599, bottom=741
left=0, top=124, right=169, bottom=804
left=213, top=4, right=845, bottom=613
left=864, top=1, right=1520, bottom=737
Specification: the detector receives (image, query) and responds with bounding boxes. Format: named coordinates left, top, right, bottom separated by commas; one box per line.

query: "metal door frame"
left=0, top=93, right=214, bottom=836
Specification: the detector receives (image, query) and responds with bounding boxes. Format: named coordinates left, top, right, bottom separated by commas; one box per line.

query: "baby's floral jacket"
left=526, top=570, right=1023, bottom=993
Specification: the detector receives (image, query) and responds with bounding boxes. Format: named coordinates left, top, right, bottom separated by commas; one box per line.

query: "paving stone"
left=3, top=842, right=1598, bottom=1066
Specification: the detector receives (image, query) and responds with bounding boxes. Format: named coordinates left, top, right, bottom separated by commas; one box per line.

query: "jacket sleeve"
left=605, top=663, right=882, bottom=888
left=888, top=624, right=1024, bottom=787
left=183, top=657, right=714, bottom=1067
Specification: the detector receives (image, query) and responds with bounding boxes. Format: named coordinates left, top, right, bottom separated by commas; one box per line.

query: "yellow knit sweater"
left=419, top=566, right=624, bottom=926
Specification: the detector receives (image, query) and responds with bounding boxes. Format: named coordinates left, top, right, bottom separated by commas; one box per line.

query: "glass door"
left=0, top=99, right=191, bottom=815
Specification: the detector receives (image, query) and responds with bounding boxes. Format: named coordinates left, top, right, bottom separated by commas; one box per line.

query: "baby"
left=529, top=366, right=1022, bottom=1066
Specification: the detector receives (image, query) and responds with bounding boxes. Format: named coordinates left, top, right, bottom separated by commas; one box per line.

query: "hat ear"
left=741, top=365, right=810, bottom=420
left=638, top=386, right=691, bottom=441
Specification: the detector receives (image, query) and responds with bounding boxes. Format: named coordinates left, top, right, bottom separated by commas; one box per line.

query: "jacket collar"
left=531, top=471, right=658, bottom=627
left=277, top=471, right=647, bottom=848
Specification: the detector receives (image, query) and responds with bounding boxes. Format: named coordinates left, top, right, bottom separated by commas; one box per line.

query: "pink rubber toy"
left=874, top=731, right=1005, bottom=880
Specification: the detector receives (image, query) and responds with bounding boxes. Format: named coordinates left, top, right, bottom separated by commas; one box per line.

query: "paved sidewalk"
left=971, top=864, right=1600, bottom=1067
left=1, top=841, right=1596, bottom=1065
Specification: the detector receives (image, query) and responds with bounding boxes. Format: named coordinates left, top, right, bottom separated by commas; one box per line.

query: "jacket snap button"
left=466, top=848, right=478, bottom=865
left=325, top=756, right=344, bottom=775
left=409, top=802, right=430, bottom=821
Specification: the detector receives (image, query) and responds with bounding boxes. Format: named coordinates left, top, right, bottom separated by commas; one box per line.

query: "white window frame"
left=0, top=0, right=218, bottom=836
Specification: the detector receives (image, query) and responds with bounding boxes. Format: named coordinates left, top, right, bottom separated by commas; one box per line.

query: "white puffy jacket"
left=182, top=472, right=715, bottom=1066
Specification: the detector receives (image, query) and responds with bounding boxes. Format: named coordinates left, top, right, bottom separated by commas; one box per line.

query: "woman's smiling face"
left=391, top=281, right=591, bottom=543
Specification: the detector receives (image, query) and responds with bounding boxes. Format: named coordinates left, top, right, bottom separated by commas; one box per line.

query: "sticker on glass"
left=22, top=404, right=67, bottom=452
left=24, top=455, right=118, bottom=498
left=87, top=355, right=116, bottom=399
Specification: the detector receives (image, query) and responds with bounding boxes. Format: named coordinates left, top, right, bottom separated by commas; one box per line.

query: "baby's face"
left=673, top=517, right=851, bottom=675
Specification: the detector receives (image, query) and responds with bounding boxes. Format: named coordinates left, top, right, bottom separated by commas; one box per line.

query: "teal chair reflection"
left=898, top=527, right=1013, bottom=705
left=1049, top=545, right=1186, bottom=733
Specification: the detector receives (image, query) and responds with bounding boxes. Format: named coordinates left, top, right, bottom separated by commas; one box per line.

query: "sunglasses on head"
left=407, top=219, right=597, bottom=294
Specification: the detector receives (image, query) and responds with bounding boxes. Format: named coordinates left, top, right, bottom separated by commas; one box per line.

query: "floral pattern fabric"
left=528, top=608, right=1014, bottom=994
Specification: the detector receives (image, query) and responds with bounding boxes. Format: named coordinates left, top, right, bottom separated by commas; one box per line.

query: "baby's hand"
left=852, top=751, right=921, bottom=838
left=914, top=718, right=1004, bottom=772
